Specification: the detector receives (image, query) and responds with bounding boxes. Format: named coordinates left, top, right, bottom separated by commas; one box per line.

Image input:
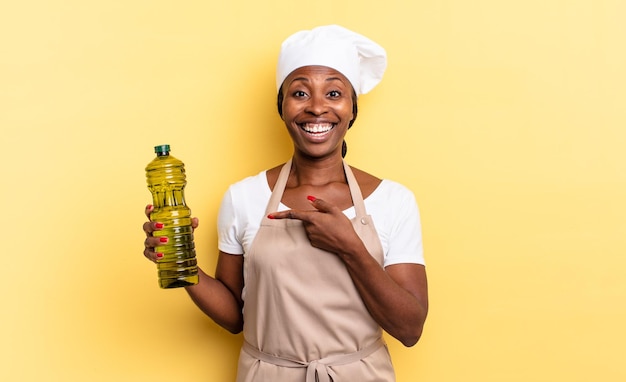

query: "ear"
left=348, top=89, right=358, bottom=128
left=277, top=90, right=285, bottom=120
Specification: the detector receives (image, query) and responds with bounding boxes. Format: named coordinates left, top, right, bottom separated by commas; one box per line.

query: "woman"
left=143, top=25, right=428, bottom=381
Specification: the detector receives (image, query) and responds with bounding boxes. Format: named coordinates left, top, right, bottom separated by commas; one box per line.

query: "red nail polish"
left=267, top=214, right=275, bottom=219
left=155, top=222, right=164, bottom=229
left=307, top=195, right=316, bottom=202
left=159, top=237, right=168, bottom=243
left=156, top=253, right=163, bottom=259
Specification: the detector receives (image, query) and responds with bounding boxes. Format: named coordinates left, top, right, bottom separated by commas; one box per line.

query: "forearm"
left=185, top=268, right=244, bottom=334
left=339, top=244, right=428, bottom=347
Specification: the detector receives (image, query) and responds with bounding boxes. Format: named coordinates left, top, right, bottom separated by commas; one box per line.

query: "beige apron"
left=236, top=158, right=395, bottom=382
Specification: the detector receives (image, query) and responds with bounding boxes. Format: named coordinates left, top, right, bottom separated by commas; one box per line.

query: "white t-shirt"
left=218, top=171, right=425, bottom=267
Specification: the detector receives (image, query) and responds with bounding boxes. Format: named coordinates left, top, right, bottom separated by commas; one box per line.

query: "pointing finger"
left=268, top=209, right=315, bottom=222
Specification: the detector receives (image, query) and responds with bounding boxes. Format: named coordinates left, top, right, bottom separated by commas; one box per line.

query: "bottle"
left=145, top=144, right=199, bottom=288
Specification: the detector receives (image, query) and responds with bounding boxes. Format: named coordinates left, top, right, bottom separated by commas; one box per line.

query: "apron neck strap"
left=265, top=158, right=292, bottom=215
left=343, top=161, right=367, bottom=217
left=266, top=158, right=367, bottom=217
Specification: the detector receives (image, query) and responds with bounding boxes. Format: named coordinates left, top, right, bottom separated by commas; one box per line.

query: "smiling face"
left=279, top=65, right=355, bottom=160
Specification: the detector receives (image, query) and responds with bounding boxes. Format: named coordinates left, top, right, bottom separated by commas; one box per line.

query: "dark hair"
left=277, top=87, right=358, bottom=158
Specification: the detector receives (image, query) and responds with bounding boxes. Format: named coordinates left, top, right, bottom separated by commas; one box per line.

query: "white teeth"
left=302, top=123, right=333, bottom=133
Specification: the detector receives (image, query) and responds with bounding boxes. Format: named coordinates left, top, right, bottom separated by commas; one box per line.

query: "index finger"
left=268, top=209, right=316, bottom=222
left=145, top=204, right=154, bottom=220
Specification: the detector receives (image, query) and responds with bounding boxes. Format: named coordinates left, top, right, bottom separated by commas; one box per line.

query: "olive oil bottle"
left=146, top=144, right=198, bottom=288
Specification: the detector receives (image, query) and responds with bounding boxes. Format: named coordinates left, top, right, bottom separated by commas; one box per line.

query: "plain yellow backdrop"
left=1, top=1, right=625, bottom=381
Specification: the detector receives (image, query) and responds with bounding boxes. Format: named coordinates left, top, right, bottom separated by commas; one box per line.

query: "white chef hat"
left=276, top=25, right=387, bottom=96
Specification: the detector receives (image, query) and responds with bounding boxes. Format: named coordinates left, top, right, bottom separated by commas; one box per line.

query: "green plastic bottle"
left=146, top=144, right=199, bottom=288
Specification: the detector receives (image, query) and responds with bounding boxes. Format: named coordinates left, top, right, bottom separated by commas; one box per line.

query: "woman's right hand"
left=143, top=204, right=165, bottom=263
left=142, top=205, right=200, bottom=263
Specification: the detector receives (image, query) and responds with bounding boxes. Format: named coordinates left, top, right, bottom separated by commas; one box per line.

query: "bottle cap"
left=154, top=144, right=170, bottom=155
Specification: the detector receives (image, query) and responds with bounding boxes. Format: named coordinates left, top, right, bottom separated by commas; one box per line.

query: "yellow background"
left=1, top=1, right=625, bottom=381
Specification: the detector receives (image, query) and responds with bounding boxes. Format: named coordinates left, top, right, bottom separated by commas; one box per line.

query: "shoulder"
left=228, top=170, right=269, bottom=194
left=368, top=179, right=418, bottom=208
left=349, top=166, right=382, bottom=199
left=365, top=177, right=420, bottom=219
left=219, top=170, right=271, bottom=223
left=348, top=165, right=416, bottom=202
left=265, top=163, right=286, bottom=192
left=222, top=170, right=271, bottom=210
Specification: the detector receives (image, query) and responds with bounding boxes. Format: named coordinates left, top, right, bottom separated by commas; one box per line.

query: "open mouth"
left=300, top=123, right=334, bottom=136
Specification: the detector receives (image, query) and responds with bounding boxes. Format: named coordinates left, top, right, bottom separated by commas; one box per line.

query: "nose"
left=304, top=93, right=327, bottom=116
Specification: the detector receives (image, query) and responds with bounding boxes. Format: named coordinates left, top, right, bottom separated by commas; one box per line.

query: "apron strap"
left=242, top=338, right=385, bottom=382
left=265, top=158, right=292, bottom=215
left=264, top=158, right=367, bottom=217
left=343, top=161, right=367, bottom=218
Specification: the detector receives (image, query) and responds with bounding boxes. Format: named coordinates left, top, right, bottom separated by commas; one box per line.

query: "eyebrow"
left=290, top=76, right=346, bottom=84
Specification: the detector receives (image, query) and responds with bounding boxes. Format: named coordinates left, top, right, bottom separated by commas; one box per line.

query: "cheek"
left=281, top=103, right=296, bottom=121
left=342, top=103, right=354, bottom=121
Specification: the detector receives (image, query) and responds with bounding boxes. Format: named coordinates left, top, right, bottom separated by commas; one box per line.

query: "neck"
left=289, top=153, right=346, bottom=187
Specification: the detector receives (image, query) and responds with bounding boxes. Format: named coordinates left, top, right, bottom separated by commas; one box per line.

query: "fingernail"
left=267, top=214, right=275, bottom=219
left=159, top=237, right=168, bottom=243
left=156, top=253, right=163, bottom=259
left=155, top=222, right=164, bottom=229
left=307, top=195, right=316, bottom=202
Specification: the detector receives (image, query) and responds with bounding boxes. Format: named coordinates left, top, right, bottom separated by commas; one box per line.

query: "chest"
left=281, top=182, right=354, bottom=211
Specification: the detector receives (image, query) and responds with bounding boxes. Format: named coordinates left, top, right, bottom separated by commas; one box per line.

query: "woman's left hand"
left=268, top=196, right=359, bottom=255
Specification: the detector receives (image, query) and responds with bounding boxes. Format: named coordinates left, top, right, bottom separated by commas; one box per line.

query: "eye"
left=292, top=90, right=308, bottom=98
left=327, top=90, right=341, bottom=98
